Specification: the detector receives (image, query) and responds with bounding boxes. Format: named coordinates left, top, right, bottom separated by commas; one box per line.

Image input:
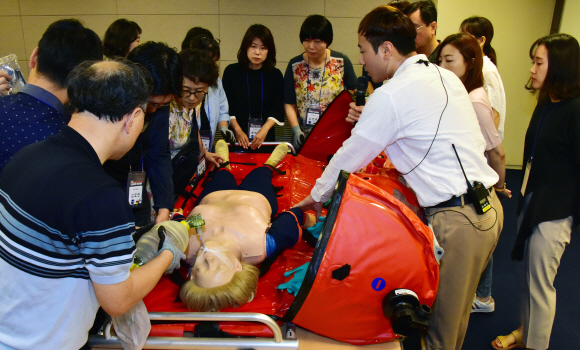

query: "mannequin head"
left=180, top=262, right=259, bottom=312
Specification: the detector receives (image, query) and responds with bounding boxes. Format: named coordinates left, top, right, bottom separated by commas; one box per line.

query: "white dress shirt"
left=482, top=56, right=507, bottom=140
left=310, top=54, right=498, bottom=207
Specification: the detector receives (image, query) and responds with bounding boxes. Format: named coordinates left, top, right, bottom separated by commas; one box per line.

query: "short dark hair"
left=387, top=0, right=411, bottom=12
left=127, top=41, right=182, bottom=97
left=36, top=19, right=103, bottom=89
left=437, top=33, right=484, bottom=93
left=237, top=24, right=276, bottom=71
left=103, top=19, right=142, bottom=59
left=182, top=27, right=214, bottom=50
left=460, top=16, right=497, bottom=66
left=299, top=15, right=333, bottom=46
left=179, top=49, right=219, bottom=87
left=182, top=27, right=220, bottom=60
left=67, top=60, right=153, bottom=122
left=359, top=6, right=416, bottom=56
left=525, top=33, right=580, bottom=102
left=403, top=0, right=437, bottom=25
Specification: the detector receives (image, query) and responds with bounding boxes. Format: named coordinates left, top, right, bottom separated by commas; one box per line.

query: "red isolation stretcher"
left=89, top=91, right=440, bottom=349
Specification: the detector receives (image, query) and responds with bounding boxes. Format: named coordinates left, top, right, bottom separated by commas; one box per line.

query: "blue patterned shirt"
left=0, top=84, right=66, bottom=173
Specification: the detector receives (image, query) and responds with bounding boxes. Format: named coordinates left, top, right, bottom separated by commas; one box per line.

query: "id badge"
left=200, top=130, right=211, bottom=151
left=127, top=171, right=146, bottom=208
left=305, top=104, right=321, bottom=126
left=248, top=118, right=262, bottom=141
left=197, top=152, right=206, bottom=177
left=521, top=160, right=531, bottom=196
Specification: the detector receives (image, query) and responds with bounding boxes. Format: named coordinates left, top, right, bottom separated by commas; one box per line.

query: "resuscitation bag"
left=132, top=221, right=189, bottom=269
left=282, top=171, right=440, bottom=345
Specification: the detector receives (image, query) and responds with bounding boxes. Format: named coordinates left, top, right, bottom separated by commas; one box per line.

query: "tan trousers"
left=518, top=216, right=573, bottom=350
left=424, top=190, right=503, bottom=350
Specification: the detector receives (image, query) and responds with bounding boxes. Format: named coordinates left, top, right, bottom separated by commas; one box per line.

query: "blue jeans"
left=476, top=255, right=493, bottom=298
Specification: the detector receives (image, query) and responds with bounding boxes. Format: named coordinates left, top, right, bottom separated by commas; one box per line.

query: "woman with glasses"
left=181, top=27, right=235, bottom=148
left=284, top=15, right=356, bottom=150
left=222, top=24, right=284, bottom=150
left=169, top=49, right=224, bottom=196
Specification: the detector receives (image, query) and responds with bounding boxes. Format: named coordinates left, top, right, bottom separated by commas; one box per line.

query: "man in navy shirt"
left=0, top=19, right=102, bottom=172
left=0, top=59, right=187, bottom=350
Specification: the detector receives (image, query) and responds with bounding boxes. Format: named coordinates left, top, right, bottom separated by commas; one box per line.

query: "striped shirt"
left=0, top=126, right=135, bottom=350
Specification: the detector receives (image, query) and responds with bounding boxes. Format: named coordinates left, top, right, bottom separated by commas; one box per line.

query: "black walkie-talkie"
left=451, top=144, right=491, bottom=215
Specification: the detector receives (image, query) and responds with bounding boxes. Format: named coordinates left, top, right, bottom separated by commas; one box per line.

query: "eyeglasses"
left=415, top=24, right=425, bottom=31
left=183, top=90, right=208, bottom=99
left=147, top=101, right=169, bottom=108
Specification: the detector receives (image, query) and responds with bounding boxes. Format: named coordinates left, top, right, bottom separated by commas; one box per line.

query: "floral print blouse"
left=283, top=50, right=356, bottom=123
left=168, top=99, right=201, bottom=159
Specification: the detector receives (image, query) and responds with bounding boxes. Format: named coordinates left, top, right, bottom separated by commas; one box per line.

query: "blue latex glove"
left=277, top=262, right=310, bottom=296
left=306, top=216, right=326, bottom=239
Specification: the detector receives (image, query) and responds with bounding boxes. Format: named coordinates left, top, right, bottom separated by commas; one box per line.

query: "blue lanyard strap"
left=306, top=51, right=327, bottom=105
left=530, top=102, right=558, bottom=162
left=246, top=71, right=264, bottom=119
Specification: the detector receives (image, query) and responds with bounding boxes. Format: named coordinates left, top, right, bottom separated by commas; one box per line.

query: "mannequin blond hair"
left=180, top=263, right=260, bottom=311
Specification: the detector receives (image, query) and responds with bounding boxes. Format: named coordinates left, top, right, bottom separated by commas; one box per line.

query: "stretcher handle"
left=148, top=312, right=284, bottom=343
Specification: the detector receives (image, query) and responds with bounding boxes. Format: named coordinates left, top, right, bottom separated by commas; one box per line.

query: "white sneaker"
left=471, top=296, right=495, bottom=313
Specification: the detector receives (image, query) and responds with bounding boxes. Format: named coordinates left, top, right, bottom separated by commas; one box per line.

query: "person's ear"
left=381, top=42, right=392, bottom=59
left=29, top=47, right=39, bottom=69
left=248, top=291, right=255, bottom=303
left=429, top=21, right=437, bottom=35
left=477, top=36, right=486, bottom=47
left=124, top=107, right=143, bottom=135
left=234, top=259, right=242, bottom=272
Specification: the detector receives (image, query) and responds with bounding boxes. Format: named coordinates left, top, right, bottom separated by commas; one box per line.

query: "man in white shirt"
left=295, top=6, right=504, bottom=350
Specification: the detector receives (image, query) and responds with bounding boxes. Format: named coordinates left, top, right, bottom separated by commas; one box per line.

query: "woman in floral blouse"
left=169, top=49, right=224, bottom=196
left=284, top=15, right=357, bottom=150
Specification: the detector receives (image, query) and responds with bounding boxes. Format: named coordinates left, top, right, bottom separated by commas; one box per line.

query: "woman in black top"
left=492, top=34, right=580, bottom=350
left=222, top=24, right=284, bottom=150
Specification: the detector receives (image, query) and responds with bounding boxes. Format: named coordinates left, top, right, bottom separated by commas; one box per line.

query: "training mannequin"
left=180, top=141, right=314, bottom=312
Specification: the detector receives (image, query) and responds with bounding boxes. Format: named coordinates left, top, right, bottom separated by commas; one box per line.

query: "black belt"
left=428, top=188, right=492, bottom=209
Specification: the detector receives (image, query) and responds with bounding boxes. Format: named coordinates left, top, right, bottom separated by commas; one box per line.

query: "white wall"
left=437, top=0, right=556, bottom=167
left=560, top=0, right=580, bottom=38
left=0, top=0, right=557, bottom=167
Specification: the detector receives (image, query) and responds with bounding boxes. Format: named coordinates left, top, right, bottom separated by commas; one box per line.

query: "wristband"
left=493, top=183, right=506, bottom=192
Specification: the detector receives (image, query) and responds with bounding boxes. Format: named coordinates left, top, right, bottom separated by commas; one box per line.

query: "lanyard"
left=530, top=102, right=558, bottom=162
left=306, top=51, right=327, bottom=105
left=247, top=71, right=264, bottom=119
left=128, top=139, right=144, bottom=172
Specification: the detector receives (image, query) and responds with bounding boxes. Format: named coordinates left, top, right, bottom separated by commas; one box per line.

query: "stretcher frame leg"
left=88, top=312, right=299, bottom=350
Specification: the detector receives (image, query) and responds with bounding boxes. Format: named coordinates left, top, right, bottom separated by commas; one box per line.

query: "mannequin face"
left=439, top=44, right=468, bottom=81
left=191, top=243, right=242, bottom=288
left=247, top=37, right=268, bottom=70
left=530, top=44, right=548, bottom=90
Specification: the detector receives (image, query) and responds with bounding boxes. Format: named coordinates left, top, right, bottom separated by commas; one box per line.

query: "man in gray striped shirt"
left=0, top=60, right=185, bottom=350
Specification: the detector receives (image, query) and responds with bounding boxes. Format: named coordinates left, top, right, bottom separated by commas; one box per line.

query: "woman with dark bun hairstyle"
left=103, top=19, right=141, bottom=58
left=492, top=33, right=580, bottom=350
left=222, top=24, right=284, bottom=150
left=460, top=16, right=507, bottom=140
